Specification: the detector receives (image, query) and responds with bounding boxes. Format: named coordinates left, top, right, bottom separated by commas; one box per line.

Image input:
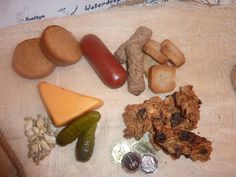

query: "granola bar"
left=122, top=85, right=212, bottom=161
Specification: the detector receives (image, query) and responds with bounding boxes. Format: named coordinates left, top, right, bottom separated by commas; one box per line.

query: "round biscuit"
left=12, top=38, right=56, bottom=79
left=40, top=25, right=82, bottom=66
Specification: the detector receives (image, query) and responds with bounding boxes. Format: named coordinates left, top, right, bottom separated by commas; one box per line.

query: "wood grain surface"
left=0, top=2, right=236, bottom=177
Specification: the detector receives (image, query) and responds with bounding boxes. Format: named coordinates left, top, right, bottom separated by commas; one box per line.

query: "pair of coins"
left=111, top=141, right=158, bottom=174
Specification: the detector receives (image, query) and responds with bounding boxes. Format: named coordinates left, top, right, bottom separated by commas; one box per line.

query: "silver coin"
left=131, top=141, right=155, bottom=155
left=140, top=153, right=158, bottom=175
left=111, top=141, right=131, bottom=165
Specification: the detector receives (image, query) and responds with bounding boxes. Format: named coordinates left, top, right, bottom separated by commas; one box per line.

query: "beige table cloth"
left=0, top=2, right=236, bottom=177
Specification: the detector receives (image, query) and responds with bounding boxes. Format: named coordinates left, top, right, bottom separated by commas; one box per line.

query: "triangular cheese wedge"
left=38, top=81, right=103, bottom=127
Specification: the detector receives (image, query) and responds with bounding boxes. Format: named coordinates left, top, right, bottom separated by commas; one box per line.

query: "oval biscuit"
left=40, top=25, right=82, bottom=66
left=12, top=38, right=55, bottom=79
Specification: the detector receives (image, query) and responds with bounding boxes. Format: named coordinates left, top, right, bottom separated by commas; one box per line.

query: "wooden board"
left=0, top=3, right=236, bottom=177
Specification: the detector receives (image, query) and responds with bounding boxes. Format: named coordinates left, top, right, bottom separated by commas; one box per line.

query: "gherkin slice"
left=56, top=111, right=100, bottom=146
left=75, top=123, right=97, bottom=162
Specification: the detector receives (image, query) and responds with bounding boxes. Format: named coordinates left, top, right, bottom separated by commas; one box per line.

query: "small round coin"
left=121, top=152, right=141, bottom=173
left=131, top=141, right=155, bottom=155
left=141, top=153, right=158, bottom=175
left=111, top=141, right=131, bottom=165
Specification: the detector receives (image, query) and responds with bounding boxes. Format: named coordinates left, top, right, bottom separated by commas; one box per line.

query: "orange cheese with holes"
left=38, top=81, right=103, bottom=127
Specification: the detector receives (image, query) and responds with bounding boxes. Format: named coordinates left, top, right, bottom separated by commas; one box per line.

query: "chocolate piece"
left=154, top=132, right=167, bottom=144
left=170, top=112, right=184, bottom=127
left=179, top=130, right=196, bottom=143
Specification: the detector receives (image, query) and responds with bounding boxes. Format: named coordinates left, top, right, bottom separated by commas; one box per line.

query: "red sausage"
left=80, top=34, right=127, bottom=88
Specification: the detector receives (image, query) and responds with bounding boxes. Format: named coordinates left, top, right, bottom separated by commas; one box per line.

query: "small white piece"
left=32, top=127, right=40, bottom=135
left=28, top=134, right=37, bottom=142
left=36, top=117, right=44, bottom=129
left=40, top=140, right=51, bottom=151
left=24, top=120, right=33, bottom=131
left=43, top=134, right=56, bottom=145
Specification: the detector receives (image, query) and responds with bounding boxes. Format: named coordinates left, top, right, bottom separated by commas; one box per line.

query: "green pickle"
left=75, top=123, right=97, bottom=162
left=56, top=111, right=100, bottom=146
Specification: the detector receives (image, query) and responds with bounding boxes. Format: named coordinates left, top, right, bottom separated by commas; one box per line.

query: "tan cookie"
left=40, top=25, right=82, bottom=66
left=148, top=65, right=176, bottom=93
left=161, top=39, right=185, bottom=67
left=143, top=39, right=168, bottom=64
left=12, top=38, right=55, bottom=79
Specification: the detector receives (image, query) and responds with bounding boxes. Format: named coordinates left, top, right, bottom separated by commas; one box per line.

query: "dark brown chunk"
left=179, top=131, right=196, bottom=143
left=136, top=108, right=147, bottom=120
left=122, top=85, right=212, bottom=162
left=154, top=132, right=167, bottom=144
left=170, top=112, right=184, bottom=127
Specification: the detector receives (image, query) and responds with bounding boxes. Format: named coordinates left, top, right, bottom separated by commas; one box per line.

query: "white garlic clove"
left=24, top=131, right=29, bottom=137
left=24, top=120, right=33, bottom=131
left=24, top=116, right=33, bottom=121
left=38, top=133, right=43, bottom=138
left=28, top=134, right=37, bottom=142
left=31, top=143, right=39, bottom=154
left=43, top=134, right=56, bottom=145
left=36, top=117, right=44, bottom=129
left=32, top=127, right=40, bottom=135
left=36, top=142, right=42, bottom=152
left=40, top=140, right=51, bottom=151
left=25, top=130, right=34, bottom=138
left=41, top=127, right=47, bottom=133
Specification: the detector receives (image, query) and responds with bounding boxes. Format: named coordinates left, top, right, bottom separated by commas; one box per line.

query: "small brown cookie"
left=40, top=25, right=82, bottom=66
left=143, top=39, right=168, bottom=64
left=161, top=39, right=185, bottom=67
left=148, top=65, right=176, bottom=93
left=12, top=38, right=55, bottom=79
